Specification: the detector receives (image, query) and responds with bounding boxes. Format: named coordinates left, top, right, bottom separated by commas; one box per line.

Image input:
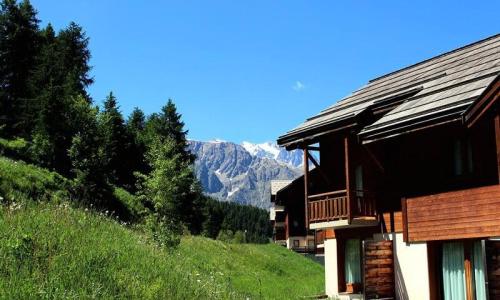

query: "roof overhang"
left=277, top=87, right=424, bottom=149
left=359, top=102, right=471, bottom=144
left=463, top=75, right=500, bottom=128
left=277, top=117, right=357, bottom=150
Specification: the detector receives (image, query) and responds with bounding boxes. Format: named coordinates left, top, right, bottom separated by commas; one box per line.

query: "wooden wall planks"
left=405, top=185, right=500, bottom=242
left=364, top=240, right=395, bottom=298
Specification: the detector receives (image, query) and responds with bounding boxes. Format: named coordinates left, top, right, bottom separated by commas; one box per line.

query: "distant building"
left=270, top=179, right=324, bottom=255
left=277, top=34, right=500, bottom=299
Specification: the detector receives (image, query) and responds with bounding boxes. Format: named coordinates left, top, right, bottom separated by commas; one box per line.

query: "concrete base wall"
left=372, top=233, right=430, bottom=300
left=324, top=239, right=338, bottom=297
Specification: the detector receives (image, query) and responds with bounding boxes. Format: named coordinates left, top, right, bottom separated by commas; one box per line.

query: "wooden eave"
left=463, top=74, right=500, bottom=128
left=277, top=116, right=358, bottom=150
left=359, top=103, right=468, bottom=144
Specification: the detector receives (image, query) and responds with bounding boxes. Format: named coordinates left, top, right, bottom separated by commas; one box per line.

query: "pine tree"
left=145, top=99, right=195, bottom=164
left=127, top=107, right=146, bottom=140
left=99, top=92, right=131, bottom=185
left=141, top=99, right=204, bottom=233
left=0, top=0, right=40, bottom=137
left=68, top=95, right=110, bottom=205
left=126, top=107, right=149, bottom=180
left=57, top=22, right=93, bottom=100
left=28, top=24, right=64, bottom=168
left=28, top=21, right=94, bottom=174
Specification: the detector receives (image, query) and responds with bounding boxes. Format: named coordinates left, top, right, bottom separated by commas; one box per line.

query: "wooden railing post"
left=344, top=136, right=351, bottom=223
left=303, top=147, right=309, bottom=229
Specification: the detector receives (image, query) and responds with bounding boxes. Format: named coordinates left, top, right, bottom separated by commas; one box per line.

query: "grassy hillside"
left=0, top=157, right=325, bottom=299
left=0, top=204, right=324, bottom=299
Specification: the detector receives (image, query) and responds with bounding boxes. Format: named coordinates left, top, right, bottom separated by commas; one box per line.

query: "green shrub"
left=0, top=137, right=29, bottom=160
left=232, top=230, right=246, bottom=243
left=0, top=157, right=69, bottom=203
left=217, top=229, right=234, bottom=242
left=113, top=186, right=146, bottom=221
left=146, top=215, right=182, bottom=249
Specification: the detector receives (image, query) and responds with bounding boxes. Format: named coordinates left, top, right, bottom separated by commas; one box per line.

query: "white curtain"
left=472, top=241, right=486, bottom=300
left=442, top=242, right=466, bottom=300
left=345, top=239, right=361, bottom=283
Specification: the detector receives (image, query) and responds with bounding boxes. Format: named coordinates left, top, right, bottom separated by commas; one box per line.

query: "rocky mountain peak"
left=188, top=140, right=302, bottom=208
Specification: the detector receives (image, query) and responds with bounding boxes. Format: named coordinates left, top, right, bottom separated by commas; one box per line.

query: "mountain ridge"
left=188, top=140, right=302, bottom=208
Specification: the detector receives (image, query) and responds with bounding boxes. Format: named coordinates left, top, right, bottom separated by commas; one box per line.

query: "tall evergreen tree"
left=99, top=92, right=131, bottom=186
left=126, top=107, right=149, bottom=180
left=68, top=95, right=110, bottom=205
left=28, top=21, right=94, bottom=174
left=142, top=99, right=203, bottom=233
left=145, top=99, right=195, bottom=164
left=127, top=107, right=146, bottom=141
left=57, top=22, right=93, bottom=100
left=0, top=0, right=40, bottom=137
left=28, top=24, right=65, bottom=168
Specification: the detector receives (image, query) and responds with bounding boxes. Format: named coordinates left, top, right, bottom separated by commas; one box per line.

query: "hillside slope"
left=0, top=156, right=323, bottom=299
left=0, top=204, right=324, bottom=299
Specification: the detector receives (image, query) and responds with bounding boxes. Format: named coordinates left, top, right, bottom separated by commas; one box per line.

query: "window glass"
left=345, top=239, right=361, bottom=283
left=442, top=242, right=466, bottom=300
left=453, top=139, right=463, bottom=176
left=472, top=241, right=486, bottom=300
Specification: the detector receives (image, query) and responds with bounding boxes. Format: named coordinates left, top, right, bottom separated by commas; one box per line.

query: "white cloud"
left=292, top=81, right=306, bottom=91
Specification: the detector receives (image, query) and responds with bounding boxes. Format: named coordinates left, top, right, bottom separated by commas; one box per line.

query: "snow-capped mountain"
left=241, top=141, right=303, bottom=168
left=188, top=140, right=302, bottom=208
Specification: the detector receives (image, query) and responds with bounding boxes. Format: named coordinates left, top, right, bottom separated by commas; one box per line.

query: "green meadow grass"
left=0, top=204, right=324, bottom=299
left=0, top=157, right=325, bottom=299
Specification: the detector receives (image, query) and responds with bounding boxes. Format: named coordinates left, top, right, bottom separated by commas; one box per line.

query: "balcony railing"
left=307, top=189, right=377, bottom=224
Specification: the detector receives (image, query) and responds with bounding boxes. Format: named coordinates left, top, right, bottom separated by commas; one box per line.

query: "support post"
left=307, top=152, right=331, bottom=185
left=303, top=148, right=309, bottom=229
left=401, top=197, right=408, bottom=243
left=344, top=137, right=351, bottom=223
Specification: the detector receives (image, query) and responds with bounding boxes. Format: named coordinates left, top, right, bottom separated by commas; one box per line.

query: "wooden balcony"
left=307, top=189, right=378, bottom=229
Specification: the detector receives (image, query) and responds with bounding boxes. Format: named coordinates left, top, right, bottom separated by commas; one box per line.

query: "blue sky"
left=32, top=1, right=499, bottom=144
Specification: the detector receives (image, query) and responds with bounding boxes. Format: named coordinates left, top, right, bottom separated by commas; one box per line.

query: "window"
left=453, top=137, right=473, bottom=176
left=308, top=239, right=315, bottom=248
left=345, top=239, right=362, bottom=284
left=354, top=165, right=364, bottom=213
left=438, top=240, right=486, bottom=300
left=293, top=240, right=299, bottom=248
left=355, top=165, right=363, bottom=195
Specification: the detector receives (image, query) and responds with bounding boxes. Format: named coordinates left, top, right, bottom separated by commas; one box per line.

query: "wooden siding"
left=404, top=185, right=500, bottom=242
left=325, top=228, right=335, bottom=239
left=363, top=240, right=395, bottom=298
left=381, top=211, right=403, bottom=233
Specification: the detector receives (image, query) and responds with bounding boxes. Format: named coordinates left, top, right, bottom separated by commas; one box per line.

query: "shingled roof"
left=278, top=34, right=500, bottom=147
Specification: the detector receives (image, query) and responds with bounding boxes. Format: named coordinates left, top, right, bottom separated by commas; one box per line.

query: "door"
left=363, top=240, right=395, bottom=299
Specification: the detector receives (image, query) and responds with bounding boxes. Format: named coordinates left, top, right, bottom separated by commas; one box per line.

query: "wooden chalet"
left=270, top=179, right=322, bottom=255
left=277, top=34, right=500, bottom=299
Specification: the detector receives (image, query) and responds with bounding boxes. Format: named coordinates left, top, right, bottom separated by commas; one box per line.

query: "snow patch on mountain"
left=188, top=140, right=302, bottom=208
left=241, top=141, right=303, bottom=167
